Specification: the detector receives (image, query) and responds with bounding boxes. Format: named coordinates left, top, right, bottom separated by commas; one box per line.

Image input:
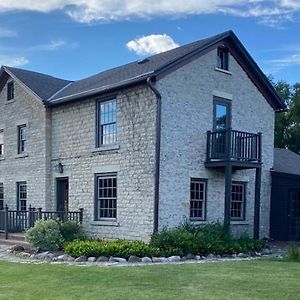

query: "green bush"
left=64, top=239, right=161, bottom=259
left=150, top=222, right=265, bottom=256
left=59, top=221, right=87, bottom=243
left=25, top=219, right=64, bottom=251
left=286, top=244, right=300, bottom=262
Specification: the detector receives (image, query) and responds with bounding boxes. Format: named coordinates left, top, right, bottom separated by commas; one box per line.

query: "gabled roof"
left=0, top=66, right=72, bottom=102
left=273, top=148, right=300, bottom=176
left=0, top=31, right=286, bottom=111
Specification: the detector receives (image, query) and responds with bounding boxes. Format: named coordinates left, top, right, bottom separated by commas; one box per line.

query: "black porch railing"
left=0, top=205, right=83, bottom=239
left=206, top=129, right=262, bottom=163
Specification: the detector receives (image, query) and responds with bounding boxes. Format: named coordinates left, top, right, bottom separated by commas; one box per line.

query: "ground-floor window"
left=190, top=178, right=207, bottom=220
left=0, top=183, right=3, bottom=210
left=231, top=182, right=246, bottom=220
left=95, top=173, right=117, bottom=220
left=17, top=182, right=27, bottom=211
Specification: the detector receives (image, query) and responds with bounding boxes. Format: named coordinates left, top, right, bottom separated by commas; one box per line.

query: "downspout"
left=147, top=77, right=161, bottom=233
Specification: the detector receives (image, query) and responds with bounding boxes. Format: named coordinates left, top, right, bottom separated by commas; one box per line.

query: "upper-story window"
left=216, top=47, right=229, bottom=71
left=97, top=99, right=117, bottom=146
left=18, top=125, right=27, bottom=154
left=0, top=130, right=3, bottom=156
left=7, top=81, right=14, bottom=101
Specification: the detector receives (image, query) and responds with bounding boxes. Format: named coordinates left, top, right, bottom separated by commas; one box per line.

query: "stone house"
left=0, top=31, right=285, bottom=241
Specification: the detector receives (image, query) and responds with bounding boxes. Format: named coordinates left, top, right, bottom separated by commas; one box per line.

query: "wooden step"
left=0, top=238, right=30, bottom=247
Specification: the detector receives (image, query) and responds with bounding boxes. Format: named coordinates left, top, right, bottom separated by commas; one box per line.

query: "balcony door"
left=212, top=98, right=232, bottom=157
left=57, top=178, right=69, bottom=212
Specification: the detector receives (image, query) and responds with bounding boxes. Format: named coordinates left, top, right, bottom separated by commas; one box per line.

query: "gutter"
left=147, top=77, right=161, bottom=233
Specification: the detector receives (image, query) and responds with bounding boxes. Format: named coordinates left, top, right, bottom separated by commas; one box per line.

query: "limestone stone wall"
left=156, top=48, right=274, bottom=238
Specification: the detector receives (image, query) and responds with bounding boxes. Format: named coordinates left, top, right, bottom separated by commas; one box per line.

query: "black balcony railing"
left=206, top=129, right=262, bottom=163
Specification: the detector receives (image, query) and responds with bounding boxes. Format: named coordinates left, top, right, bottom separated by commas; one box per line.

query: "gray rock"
left=167, top=256, right=181, bottom=262
left=57, top=254, right=74, bottom=262
left=185, top=253, right=195, bottom=260
left=141, top=257, right=152, bottom=263
left=97, top=256, right=109, bottom=262
left=262, top=248, right=272, bottom=255
left=109, top=257, right=127, bottom=263
left=232, top=253, right=237, bottom=258
left=75, top=256, right=87, bottom=262
left=195, top=255, right=201, bottom=261
left=10, top=245, right=25, bottom=253
left=152, top=257, right=168, bottom=263
left=88, top=257, right=96, bottom=262
left=255, top=252, right=262, bottom=257
left=30, top=254, right=38, bottom=259
left=237, top=253, right=248, bottom=258
left=207, top=254, right=216, bottom=259
left=201, top=256, right=206, bottom=260
left=128, top=256, right=142, bottom=263
left=216, top=255, right=221, bottom=259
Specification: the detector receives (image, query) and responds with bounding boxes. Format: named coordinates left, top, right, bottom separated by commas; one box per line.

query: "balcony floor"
left=205, top=159, right=262, bottom=170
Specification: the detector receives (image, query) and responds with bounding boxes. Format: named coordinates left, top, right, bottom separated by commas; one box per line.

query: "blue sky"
left=0, top=1, right=299, bottom=84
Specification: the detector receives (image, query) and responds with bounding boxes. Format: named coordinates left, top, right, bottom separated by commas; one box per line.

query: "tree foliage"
left=273, top=79, right=300, bottom=153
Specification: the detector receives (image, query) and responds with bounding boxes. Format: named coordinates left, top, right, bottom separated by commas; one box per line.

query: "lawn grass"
left=0, top=259, right=299, bottom=300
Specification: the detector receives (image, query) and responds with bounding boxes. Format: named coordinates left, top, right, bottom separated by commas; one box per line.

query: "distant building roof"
left=273, top=148, right=300, bottom=176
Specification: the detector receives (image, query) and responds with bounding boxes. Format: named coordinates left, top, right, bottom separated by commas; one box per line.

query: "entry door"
left=57, top=178, right=69, bottom=212
left=289, top=190, right=300, bottom=241
left=212, top=98, right=231, bottom=157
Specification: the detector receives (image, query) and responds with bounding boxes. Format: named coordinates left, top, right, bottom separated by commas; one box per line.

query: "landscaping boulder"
left=237, top=253, right=248, bottom=258
left=128, top=256, right=142, bottom=263
left=88, top=257, right=96, bottom=262
left=109, top=257, right=127, bottom=263
left=57, top=254, right=74, bottom=262
left=141, top=257, right=152, bottom=263
left=97, top=256, right=109, bottom=262
left=262, top=248, right=272, bottom=255
left=207, top=254, right=216, bottom=259
left=75, top=256, right=87, bottom=262
left=232, top=253, right=237, bottom=258
left=152, top=257, right=168, bottom=263
left=185, top=253, right=195, bottom=260
left=167, top=256, right=181, bottom=262
left=10, top=245, right=25, bottom=253
left=195, top=255, right=201, bottom=261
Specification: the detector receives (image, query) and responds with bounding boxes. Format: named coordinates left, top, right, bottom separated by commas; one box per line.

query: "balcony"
left=205, top=129, right=262, bottom=170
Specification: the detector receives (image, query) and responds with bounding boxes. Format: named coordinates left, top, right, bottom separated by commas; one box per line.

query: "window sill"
left=190, top=219, right=206, bottom=223
left=15, top=153, right=29, bottom=159
left=215, top=67, right=232, bottom=75
left=91, top=220, right=120, bottom=227
left=5, top=99, right=15, bottom=104
left=92, top=144, right=120, bottom=153
left=230, top=220, right=249, bottom=225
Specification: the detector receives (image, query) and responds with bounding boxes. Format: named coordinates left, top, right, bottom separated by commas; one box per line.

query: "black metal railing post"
left=4, top=205, right=8, bottom=239
left=226, top=128, right=232, bottom=160
left=79, top=208, right=83, bottom=223
left=38, top=208, right=42, bottom=220
left=206, top=131, right=211, bottom=161
left=258, top=132, right=262, bottom=163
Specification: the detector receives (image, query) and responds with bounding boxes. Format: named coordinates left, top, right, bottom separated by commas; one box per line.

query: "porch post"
left=4, top=205, right=8, bottom=240
left=224, top=163, right=232, bottom=229
left=254, top=167, right=262, bottom=239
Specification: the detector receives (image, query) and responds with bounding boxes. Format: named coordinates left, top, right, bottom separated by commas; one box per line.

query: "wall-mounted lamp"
left=56, top=162, right=64, bottom=174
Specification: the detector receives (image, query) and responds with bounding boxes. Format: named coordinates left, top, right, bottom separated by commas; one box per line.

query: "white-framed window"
left=18, top=125, right=26, bottom=154
left=231, top=182, right=246, bottom=220
left=0, top=183, right=3, bottom=210
left=97, top=99, right=117, bottom=146
left=17, top=182, right=27, bottom=211
left=0, top=130, right=3, bottom=156
left=190, top=178, right=207, bottom=220
left=216, top=47, right=229, bottom=71
left=7, top=81, right=14, bottom=101
left=95, top=173, right=117, bottom=220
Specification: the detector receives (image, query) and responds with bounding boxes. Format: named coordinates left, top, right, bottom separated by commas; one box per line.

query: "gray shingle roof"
left=4, top=66, right=72, bottom=101
left=273, top=148, right=300, bottom=176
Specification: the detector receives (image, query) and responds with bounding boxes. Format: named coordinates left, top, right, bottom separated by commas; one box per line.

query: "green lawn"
left=0, top=260, right=299, bottom=300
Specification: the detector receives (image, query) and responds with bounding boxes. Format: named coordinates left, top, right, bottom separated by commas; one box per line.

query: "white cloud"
left=0, top=55, right=28, bottom=67
left=0, top=1, right=299, bottom=26
left=29, top=39, right=78, bottom=51
left=0, top=28, right=17, bottom=38
left=126, top=34, right=179, bottom=56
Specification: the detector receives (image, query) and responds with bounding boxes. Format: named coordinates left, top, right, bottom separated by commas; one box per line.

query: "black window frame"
left=18, top=124, right=27, bottom=154
left=0, top=183, right=3, bottom=210
left=231, top=181, right=246, bottom=221
left=95, top=173, right=117, bottom=221
left=17, top=181, right=27, bottom=211
left=0, top=129, right=3, bottom=156
left=216, top=47, right=229, bottom=71
left=190, top=178, right=207, bottom=221
left=7, top=81, right=14, bottom=101
left=96, top=98, right=117, bottom=147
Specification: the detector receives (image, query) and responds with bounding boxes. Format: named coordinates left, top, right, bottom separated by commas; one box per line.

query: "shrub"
left=64, top=239, right=161, bottom=259
left=25, top=219, right=64, bottom=251
left=150, top=222, right=265, bottom=256
left=59, top=221, right=87, bottom=243
left=286, top=244, right=300, bottom=262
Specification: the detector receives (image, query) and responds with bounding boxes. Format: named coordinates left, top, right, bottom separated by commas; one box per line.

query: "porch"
left=0, top=205, right=83, bottom=240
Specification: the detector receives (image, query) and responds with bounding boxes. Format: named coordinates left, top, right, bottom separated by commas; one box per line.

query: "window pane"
left=231, top=183, right=245, bottom=220
left=190, top=179, right=206, bottom=220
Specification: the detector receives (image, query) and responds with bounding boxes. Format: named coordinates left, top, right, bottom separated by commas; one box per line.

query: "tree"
left=273, top=79, right=300, bottom=153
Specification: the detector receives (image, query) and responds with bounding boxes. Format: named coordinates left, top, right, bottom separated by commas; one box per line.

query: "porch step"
left=0, top=233, right=29, bottom=247
left=0, top=238, right=30, bottom=247
left=7, top=233, right=26, bottom=241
